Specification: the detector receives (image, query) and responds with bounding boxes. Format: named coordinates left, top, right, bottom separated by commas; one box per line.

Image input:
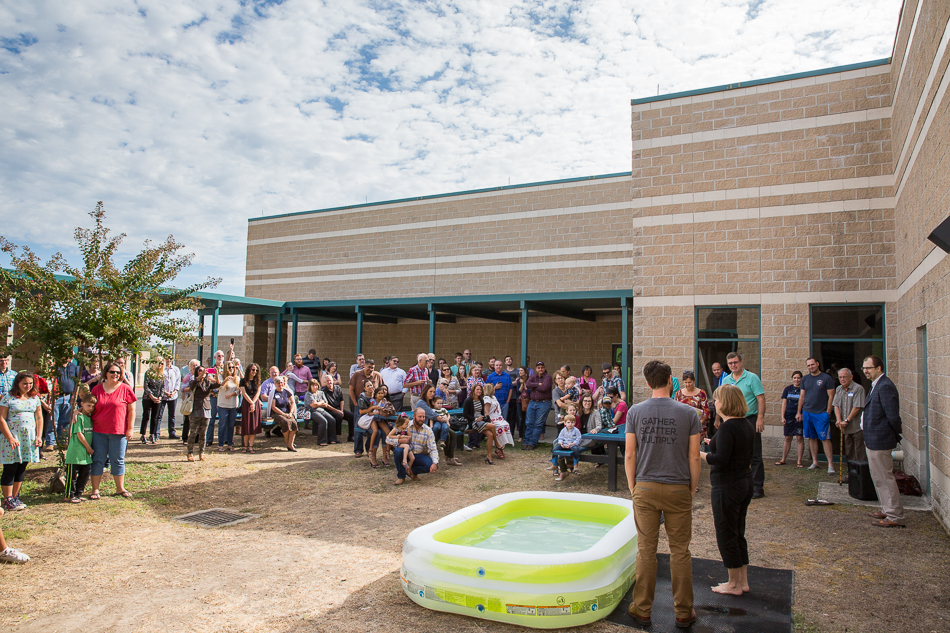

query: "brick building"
left=241, top=1, right=950, bottom=530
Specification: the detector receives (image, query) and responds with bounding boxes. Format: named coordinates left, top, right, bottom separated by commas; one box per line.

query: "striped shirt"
left=386, top=423, right=438, bottom=465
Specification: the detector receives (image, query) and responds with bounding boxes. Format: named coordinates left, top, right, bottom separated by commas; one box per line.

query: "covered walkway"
left=195, top=290, right=634, bottom=383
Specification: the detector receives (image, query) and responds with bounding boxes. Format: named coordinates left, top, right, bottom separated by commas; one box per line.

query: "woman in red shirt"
left=89, top=361, right=137, bottom=499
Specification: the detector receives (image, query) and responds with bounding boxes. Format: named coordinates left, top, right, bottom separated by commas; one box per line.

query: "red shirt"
left=91, top=383, right=137, bottom=435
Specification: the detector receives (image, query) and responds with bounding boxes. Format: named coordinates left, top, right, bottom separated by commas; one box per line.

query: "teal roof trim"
left=631, top=58, right=891, bottom=106
left=285, top=289, right=633, bottom=310
left=249, top=172, right=632, bottom=223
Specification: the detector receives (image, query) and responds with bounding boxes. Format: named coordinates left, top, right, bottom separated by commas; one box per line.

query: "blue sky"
left=1, top=0, right=901, bottom=332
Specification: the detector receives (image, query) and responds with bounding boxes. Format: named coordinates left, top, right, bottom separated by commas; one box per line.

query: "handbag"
left=449, top=415, right=469, bottom=432
left=179, top=393, right=194, bottom=416
left=357, top=414, right=374, bottom=430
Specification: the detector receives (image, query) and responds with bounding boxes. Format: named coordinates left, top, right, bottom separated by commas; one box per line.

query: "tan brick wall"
left=889, top=0, right=950, bottom=530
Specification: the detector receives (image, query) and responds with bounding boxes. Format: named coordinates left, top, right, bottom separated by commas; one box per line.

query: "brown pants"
left=844, top=431, right=867, bottom=463
left=632, top=481, right=694, bottom=619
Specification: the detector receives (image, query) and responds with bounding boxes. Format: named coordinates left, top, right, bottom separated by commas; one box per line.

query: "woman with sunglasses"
left=215, top=361, right=242, bottom=451
left=89, top=361, right=137, bottom=498
left=239, top=364, right=262, bottom=453
left=0, top=372, right=43, bottom=510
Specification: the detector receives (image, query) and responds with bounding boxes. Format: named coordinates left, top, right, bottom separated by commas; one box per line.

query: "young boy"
left=563, top=376, right=580, bottom=404
left=64, top=392, right=95, bottom=503
left=552, top=414, right=583, bottom=480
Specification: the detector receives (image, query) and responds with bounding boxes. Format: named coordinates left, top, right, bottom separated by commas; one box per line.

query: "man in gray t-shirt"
left=624, top=360, right=702, bottom=628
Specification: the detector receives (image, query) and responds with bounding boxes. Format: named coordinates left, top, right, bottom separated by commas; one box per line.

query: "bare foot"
left=740, top=584, right=750, bottom=592
left=711, top=582, right=744, bottom=596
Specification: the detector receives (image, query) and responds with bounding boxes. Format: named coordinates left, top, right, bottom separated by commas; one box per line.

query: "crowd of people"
left=0, top=342, right=906, bottom=570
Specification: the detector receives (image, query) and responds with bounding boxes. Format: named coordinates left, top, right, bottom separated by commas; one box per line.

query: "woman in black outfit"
left=700, top=384, right=754, bottom=596
left=462, top=384, right=497, bottom=464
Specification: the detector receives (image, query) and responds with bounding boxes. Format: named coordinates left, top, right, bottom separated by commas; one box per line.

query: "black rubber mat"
left=605, top=554, right=794, bottom=632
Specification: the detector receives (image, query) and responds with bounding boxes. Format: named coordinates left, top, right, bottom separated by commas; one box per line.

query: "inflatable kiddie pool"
left=401, top=491, right=637, bottom=629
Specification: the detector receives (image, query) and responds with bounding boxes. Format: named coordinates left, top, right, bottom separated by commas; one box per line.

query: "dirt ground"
left=1, top=429, right=948, bottom=633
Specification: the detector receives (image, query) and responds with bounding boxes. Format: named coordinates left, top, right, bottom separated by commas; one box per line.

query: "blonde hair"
left=713, top=384, right=748, bottom=419
left=563, top=414, right=576, bottom=425
left=482, top=383, right=495, bottom=397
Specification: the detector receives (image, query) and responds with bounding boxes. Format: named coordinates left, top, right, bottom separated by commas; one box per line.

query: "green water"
left=452, top=514, right=614, bottom=554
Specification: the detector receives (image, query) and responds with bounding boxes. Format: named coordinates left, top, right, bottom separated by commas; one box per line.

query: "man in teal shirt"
left=721, top=352, right=766, bottom=498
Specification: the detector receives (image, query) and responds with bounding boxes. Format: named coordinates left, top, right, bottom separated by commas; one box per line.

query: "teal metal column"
left=275, top=311, right=284, bottom=368
left=210, top=301, right=220, bottom=364
left=428, top=304, right=436, bottom=354
left=197, top=313, right=204, bottom=365
left=355, top=306, right=364, bottom=354
left=520, top=301, right=529, bottom=367
left=621, top=296, right=629, bottom=395
left=291, top=309, right=299, bottom=358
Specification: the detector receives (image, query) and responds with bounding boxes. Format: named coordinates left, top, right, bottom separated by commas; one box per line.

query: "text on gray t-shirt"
left=625, top=397, right=702, bottom=485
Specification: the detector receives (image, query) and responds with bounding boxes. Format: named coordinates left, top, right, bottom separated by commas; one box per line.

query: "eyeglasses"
left=862, top=366, right=875, bottom=370
left=107, top=370, right=121, bottom=375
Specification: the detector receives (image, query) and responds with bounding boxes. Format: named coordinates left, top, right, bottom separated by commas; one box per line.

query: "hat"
left=535, top=361, right=545, bottom=367
left=602, top=396, right=612, bottom=404
left=601, top=362, right=612, bottom=371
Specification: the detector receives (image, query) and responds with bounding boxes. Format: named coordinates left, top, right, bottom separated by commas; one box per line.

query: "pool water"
left=451, top=514, right=614, bottom=554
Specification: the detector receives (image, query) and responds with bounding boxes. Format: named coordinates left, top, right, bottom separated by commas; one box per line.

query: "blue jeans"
left=353, top=426, right=370, bottom=455
left=157, top=399, right=178, bottom=435
left=54, top=395, right=74, bottom=443
left=394, top=448, right=433, bottom=481
left=91, top=432, right=128, bottom=477
left=205, top=396, right=218, bottom=445
left=218, top=407, right=237, bottom=446
left=500, top=402, right=509, bottom=419
left=524, top=400, right=552, bottom=447
left=431, top=421, right=449, bottom=443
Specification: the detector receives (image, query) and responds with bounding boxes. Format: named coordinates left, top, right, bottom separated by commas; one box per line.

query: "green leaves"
left=0, top=201, right=220, bottom=372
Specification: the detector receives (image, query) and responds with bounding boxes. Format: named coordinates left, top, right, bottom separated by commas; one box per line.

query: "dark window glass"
left=811, top=305, right=883, bottom=340
left=696, top=307, right=760, bottom=397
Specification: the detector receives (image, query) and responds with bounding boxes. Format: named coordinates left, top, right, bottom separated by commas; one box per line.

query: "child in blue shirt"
left=553, top=415, right=583, bottom=480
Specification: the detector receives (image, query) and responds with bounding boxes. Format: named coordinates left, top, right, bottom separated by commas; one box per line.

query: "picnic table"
left=553, top=432, right=626, bottom=491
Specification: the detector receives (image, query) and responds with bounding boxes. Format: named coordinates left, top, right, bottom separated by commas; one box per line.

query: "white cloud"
left=0, top=0, right=902, bottom=297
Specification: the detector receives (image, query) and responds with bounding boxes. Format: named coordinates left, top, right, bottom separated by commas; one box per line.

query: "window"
left=810, top=304, right=884, bottom=390
left=695, top=307, right=761, bottom=396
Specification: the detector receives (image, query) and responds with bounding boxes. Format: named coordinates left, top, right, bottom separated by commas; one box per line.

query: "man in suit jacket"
left=860, top=355, right=905, bottom=528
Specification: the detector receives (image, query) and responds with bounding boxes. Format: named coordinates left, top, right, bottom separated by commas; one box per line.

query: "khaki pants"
left=632, top=481, right=694, bottom=619
left=867, top=448, right=905, bottom=524
left=844, top=431, right=867, bottom=463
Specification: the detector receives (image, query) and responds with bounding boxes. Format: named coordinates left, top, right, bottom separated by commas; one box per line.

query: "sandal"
left=69, top=497, right=82, bottom=504
left=371, top=463, right=381, bottom=469
left=495, top=448, right=505, bottom=459
left=775, top=461, right=787, bottom=466
left=89, top=492, right=101, bottom=500
left=248, top=448, right=256, bottom=454
left=485, top=458, right=494, bottom=465
left=796, top=463, right=804, bottom=468
left=115, top=490, right=133, bottom=498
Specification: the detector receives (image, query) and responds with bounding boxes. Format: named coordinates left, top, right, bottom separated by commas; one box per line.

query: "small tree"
left=0, top=202, right=219, bottom=466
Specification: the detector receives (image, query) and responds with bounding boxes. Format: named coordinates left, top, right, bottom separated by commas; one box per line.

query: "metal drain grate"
left=174, top=508, right=258, bottom=528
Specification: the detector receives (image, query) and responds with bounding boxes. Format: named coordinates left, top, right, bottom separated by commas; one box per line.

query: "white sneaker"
left=463, top=445, right=473, bottom=451
left=807, top=463, right=818, bottom=470
left=0, top=547, right=29, bottom=564
left=827, top=467, right=836, bottom=475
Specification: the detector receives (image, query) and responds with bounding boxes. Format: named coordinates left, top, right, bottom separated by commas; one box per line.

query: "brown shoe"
left=867, top=511, right=886, bottom=519
left=627, top=605, right=650, bottom=626
left=675, top=609, right=697, bottom=628
left=872, top=519, right=906, bottom=528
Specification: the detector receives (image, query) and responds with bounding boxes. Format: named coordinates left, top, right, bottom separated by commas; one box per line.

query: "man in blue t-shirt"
left=796, top=357, right=836, bottom=474
left=486, top=360, right=514, bottom=418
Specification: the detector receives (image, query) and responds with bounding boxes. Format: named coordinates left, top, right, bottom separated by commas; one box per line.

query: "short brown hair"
left=713, top=385, right=748, bottom=418
left=726, top=352, right=742, bottom=361
left=864, top=355, right=884, bottom=371
left=642, top=360, right=671, bottom=390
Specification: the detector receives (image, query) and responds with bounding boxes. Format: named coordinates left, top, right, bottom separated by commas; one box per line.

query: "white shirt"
left=380, top=367, right=408, bottom=394
left=163, top=365, right=182, bottom=400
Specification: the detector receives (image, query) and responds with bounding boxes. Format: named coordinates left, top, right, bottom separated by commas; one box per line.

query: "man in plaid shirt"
left=0, top=357, right=15, bottom=399
left=405, top=353, right=431, bottom=410
left=595, top=362, right=626, bottom=402
left=388, top=408, right=439, bottom=484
